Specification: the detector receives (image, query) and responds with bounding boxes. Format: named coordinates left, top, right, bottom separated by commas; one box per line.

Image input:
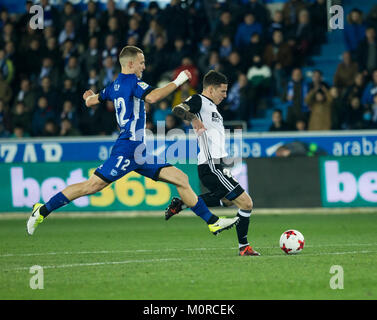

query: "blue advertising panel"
left=1, top=131, right=377, bottom=163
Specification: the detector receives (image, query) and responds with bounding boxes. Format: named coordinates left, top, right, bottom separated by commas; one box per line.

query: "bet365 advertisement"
left=1, top=162, right=199, bottom=212
left=320, top=156, right=377, bottom=207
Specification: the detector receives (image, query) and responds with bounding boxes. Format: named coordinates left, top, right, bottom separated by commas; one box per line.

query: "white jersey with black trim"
left=186, top=94, right=228, bottom=165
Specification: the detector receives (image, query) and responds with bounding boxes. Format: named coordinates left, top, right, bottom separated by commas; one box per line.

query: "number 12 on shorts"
left=115, top=156, right=130, bottom=171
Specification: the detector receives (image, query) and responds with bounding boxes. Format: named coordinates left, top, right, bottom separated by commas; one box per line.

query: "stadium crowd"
left=0, top=0, right=377, bottom=138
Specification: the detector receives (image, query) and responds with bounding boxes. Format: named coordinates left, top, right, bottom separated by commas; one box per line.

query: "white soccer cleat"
left=208, top=216, right=240, bottom=235
left=27, top=203, right=44, bottom=235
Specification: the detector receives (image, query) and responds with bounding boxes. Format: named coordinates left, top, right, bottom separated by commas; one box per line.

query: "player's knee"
left=176, top=170, right=189, bottom=187
left=240, top=197, right=253, bottom=211
left=83, top=181, right=103, bottom=195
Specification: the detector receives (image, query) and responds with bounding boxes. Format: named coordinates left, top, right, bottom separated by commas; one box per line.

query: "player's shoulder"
left=184, top=94, right=202, bottom=107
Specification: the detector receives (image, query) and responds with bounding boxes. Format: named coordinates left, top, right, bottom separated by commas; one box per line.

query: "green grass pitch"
left=0, top=211, right=376, bottom=300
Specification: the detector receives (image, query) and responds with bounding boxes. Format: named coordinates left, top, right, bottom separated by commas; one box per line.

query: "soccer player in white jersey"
left=27, top=47, right=239, bottom=236
left=165, top=70, right=260, bottom=256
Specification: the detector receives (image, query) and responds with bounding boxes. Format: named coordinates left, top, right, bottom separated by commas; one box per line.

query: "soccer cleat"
left=27, top=203, right=44, bottom=235
left=165, top=197, right=184, bottom=220
left=239, top=245, right=261, bottom=256
left=208, top=217, right=239, bottom=235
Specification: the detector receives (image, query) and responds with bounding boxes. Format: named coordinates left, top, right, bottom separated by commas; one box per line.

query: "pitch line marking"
left=1, top=243, right=377, bottom=258
left=3, top=250, right=377, bottom=272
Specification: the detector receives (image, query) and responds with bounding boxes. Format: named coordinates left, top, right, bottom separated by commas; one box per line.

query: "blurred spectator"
left=371, top=94, right=377, bottom=127
left=58, top=19, right=76, bottom=46
left=290, top=9, right=313, bottom=63
left=0, top=99, right=11, bottom=135
left=11, top=126, right=29, bottom=138
left=173, top=57, right=199, bottom=89
left=153, top=100, right=171, bottom=124
left=329, top=87, right=344, bottom=130
left=126, top=17, right=142, bottom=45
left=305, top=86, right=333, bottom=130
left=244, top=0, right=270, bottom=29
left=241, top=33, right=264, bottom=68
left=13, top=78, right=36, bottom=112
left=344, top=8, right=366, bottom=54
left=83, top=18, right=101, bottom=47
left=263, top=30, right=293, bottom=95
left=37, top=76, right=59, bottom=111
left=169, top=38, right=190, bottom=71
left=99, top=56, right=119, bottom=88
left=60, top=2, right=80, bottom=31
left=343, top=72, right=366, bottom=102
left=144, top=35, right=169, bottom=84
left=211, top=11, right=237, bottom=47
left=38, top=57, right=60, bottom=88
left=44, top=37, right=60, bottom=63
left=309, top=70, right=329, bottom=91
left=61, top=39, right=77, bottom=67
left=268, top=10, right=285, bottom=40
left=356, top=27, right=377, bottom=76
left=80, top=0, right=100, bottom=35
left=99, top=0, right=126, bottom=32
left=82, top=37, right=101, bottom=73
left=282, top=0, right=307, bottom=30
left=295, top=118, right=306, bottom=131
left=269, top=109, right=289, bottom=132
left=361, top=69, right=377, bottom=107
left=102, top=34, right=118, bottom=65
left=366, top=5, right=377, bottom=32
left=333, top=51, right=359, bottom=94
left=24, top=39, right=43, bottom=80
left=165, top=114, right=181, bottom=132
left=32, top=96, right=56, bottom=136
left=160, top=0, right=187, bottom=45
left=342, top=96, right=365, bottom=129
left=87, top=69, right=99, bottom=87
left=235, top=13, right=262, bottom=49
left=246, top=55, right=272, bottom=117
left=0, top=72, right=12, bottom=104
left=222, top=51, right=244, bottom=87
left=40, top=0, right=60, bottom=28
left=43, top=119, right=58, bottom=136
left=199, top=50, right=222, bottom=76
left=64, top=56, right=83, bottom=87
left=107, top=17, right=123, bottom=46
left=60, top=100, right=78, bottom=128
left=100, top=101, right=118, bottom=135
left=309, top=0, right=327, bottom=46
left=142, top=19, right=166, bottom=51
left=12, top=102, right=32, bottom=135
left=61, top=78, right=79, bottom=109
left=172, top=82, right=197, bottom=107
left=79, top=103, right=103, bottom=135
left=224, top=73, right=248, bottom=120
left=60, top=118, right=80, bottom=136
left=1, top=23, right=17, bottom=47
left=219, top=36, right=233, bottom=60
left=285, top=68, right=310, bottom=129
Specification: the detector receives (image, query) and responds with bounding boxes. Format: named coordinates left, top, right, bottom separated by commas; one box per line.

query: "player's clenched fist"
left=83, top=89, right=95, bottom=101
left=173, top=70, right=192, bottom=87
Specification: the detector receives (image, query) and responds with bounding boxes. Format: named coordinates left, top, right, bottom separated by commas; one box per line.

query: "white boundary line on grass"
left=5, top=250, right=377, bottom=272
left=1, top=243, right=377, bottom=258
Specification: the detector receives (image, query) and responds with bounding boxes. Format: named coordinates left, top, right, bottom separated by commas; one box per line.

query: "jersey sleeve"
left=184, top=94, right=202, bottom=113
left=98, top=84, right=112, bottom=102
left=133, top=80, right=154, bottom=100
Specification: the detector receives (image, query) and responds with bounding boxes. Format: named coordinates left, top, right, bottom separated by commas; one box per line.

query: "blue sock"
left=43, top=192, right=70, bottom=217
left=190, top=196, right=218, bottom=224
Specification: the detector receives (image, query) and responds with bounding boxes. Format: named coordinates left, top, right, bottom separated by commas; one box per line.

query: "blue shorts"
left=94, top=139, right=171, bottom=183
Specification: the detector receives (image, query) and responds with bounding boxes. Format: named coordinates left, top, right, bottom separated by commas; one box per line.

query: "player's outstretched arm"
left=83, top=90, right=100, bottom=107
left=145, top=70, right=191, bottom=104
left=173, top=103, right=206, bottom=135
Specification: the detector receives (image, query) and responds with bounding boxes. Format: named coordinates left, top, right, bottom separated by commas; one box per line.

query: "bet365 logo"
left=29, top=5, right=44, bottom=30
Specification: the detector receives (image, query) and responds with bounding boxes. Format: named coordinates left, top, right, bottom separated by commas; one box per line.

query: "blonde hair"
left=119, top=46, right=143, bottom=68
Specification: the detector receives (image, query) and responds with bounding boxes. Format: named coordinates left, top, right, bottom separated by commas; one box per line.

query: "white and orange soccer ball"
left=279, top=230, right=305, bottom=254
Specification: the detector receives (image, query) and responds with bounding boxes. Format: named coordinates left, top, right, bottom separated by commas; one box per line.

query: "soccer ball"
left=279, top=230, right=305, bottom=254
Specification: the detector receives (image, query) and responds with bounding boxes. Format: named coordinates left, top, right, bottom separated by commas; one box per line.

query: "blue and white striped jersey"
left=99, top=73, right=153, bottom=141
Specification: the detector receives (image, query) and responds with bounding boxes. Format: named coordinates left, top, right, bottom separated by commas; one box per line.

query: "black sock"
left=236, top=209, right=251, bottom=247
left=39, top=205, right=50, bottom=218
left=207, top=215, right=219, bottom=224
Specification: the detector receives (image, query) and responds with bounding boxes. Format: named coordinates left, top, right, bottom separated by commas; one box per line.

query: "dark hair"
left=203, top=70, right=228, bottom=89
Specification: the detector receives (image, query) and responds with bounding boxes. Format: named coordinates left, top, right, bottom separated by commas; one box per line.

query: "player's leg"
left=27, top=174, right=109, bottom=235
left=157, top=166, right=218, bottom=224
left=139, top=164, right=239, bottom=235
left=231, top=192, right=260, bottom=256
